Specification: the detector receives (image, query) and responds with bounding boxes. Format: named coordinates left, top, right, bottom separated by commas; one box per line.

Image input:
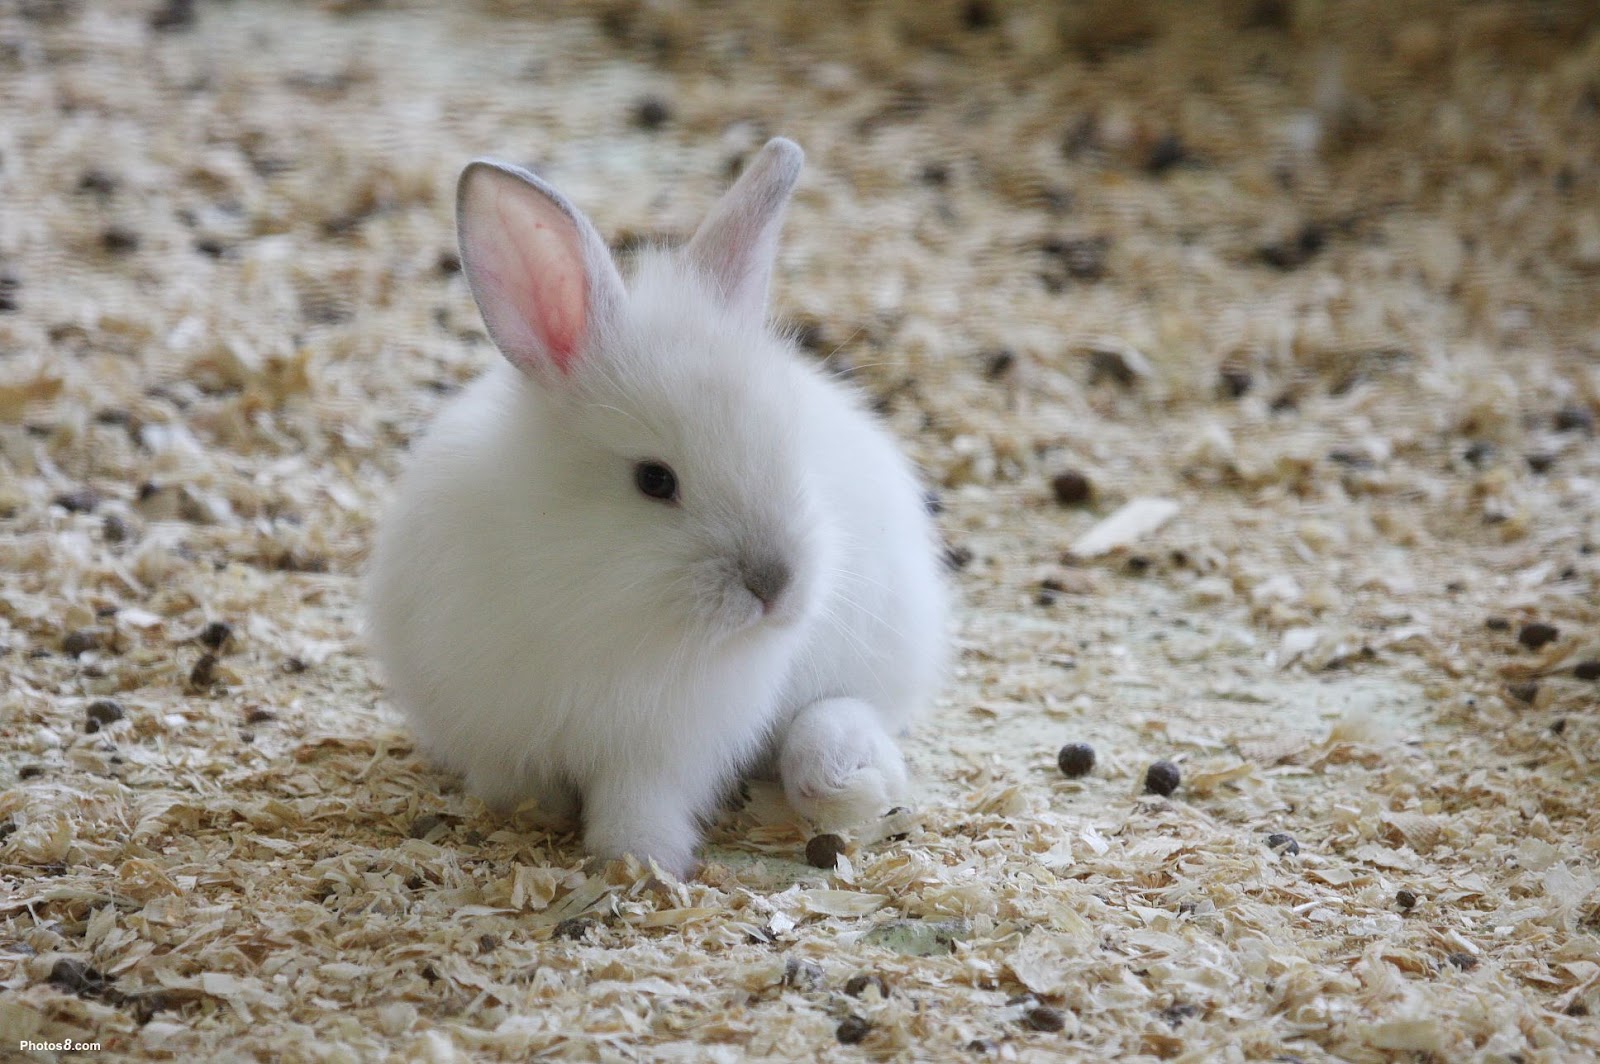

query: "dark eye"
left=633, top=460, right=679, bottom=503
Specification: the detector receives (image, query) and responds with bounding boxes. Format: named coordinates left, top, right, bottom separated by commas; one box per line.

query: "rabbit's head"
left=455, top=139, right=836, bottom=646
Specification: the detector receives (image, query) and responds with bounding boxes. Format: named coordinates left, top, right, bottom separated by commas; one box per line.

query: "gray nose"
left=740, top=558, right=792, bottom=612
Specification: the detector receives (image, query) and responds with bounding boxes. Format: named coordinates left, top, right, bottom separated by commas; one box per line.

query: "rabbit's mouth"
left=691, top=555, right=811, bottom=637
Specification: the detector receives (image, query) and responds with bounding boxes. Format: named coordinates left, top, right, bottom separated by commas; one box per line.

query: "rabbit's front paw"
left=778, top=697, right=907, bottom=831
left=581, top=774, right=703, bottom=881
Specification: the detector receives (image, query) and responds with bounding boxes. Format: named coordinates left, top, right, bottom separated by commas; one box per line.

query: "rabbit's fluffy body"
left=368, top=141, right=947, bottom=877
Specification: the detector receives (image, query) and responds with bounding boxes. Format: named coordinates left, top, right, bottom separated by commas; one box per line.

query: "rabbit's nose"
left=740, top=558, right=792, bottom=613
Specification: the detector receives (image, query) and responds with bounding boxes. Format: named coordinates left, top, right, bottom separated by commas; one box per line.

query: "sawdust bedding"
left=2, top=0, right=1598, bottom=1060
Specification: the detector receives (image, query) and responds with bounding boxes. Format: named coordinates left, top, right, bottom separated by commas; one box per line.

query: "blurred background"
left=2, top=1, right=1596, bottom=548
left=5, top=2, right=1598, bottom=449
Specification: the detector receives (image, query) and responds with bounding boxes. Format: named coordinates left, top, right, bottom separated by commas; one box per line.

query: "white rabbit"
left=366, top=138, right=949, bottom=878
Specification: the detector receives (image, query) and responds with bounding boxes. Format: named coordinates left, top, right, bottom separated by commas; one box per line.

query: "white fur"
left=366, top=140, right=948, bottom=878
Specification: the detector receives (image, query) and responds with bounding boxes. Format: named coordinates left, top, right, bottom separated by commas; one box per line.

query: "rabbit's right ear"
left=456, top=161, right=626, bottom=384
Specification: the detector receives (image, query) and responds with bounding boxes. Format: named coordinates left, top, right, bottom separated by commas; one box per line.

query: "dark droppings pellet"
left=1022, top=1004, right=1066, bottom=1032
left=943, top=544, right=974, bottom=571
left=1266, top=832, right=1300, bottom=856
left=1446, top=952, right=1478, bottom=971
left=54, top=488, right=100, bottom=513
left=845, top=973, right=890, bottom=999
left=1257, top=223, right=1326, bottom=270
left=1040, top=236, right=1109, bottom=282
left=101, top=226, right=141, bottom=254
left=1526, top=452, right=1554, bottom=474
left=1144, top=133, right=1189, bottom=175
left=84, top=699, right=125, bottom=733
left=48, top=958, right=114, bottom=999
left=1218, top=367, right=1253, bottom=398
left=1056, top=742, right=1095, bottom=778
left=961, top=0, right=998, bottom=30
left=149, top=0, right=196, bottom=31
left=1508, top=681, right=1540, bottom=705
left=1575, top=660, right=1600, bottom=681
left=189, top=652, right=218, bottom=688
left=982, top=348, right=1016, bottom=381
left=1087, top=347, right=1141, bottom=387
left=62, top=629, right=102, bottom=657
left=78, top=168, right=119, bottom=196
left=1395, top=889, right=1418, bottom=910
left=836, top=1015, right=872, bottom=1045
left=1484, top=616, right=1510, bottom=631
left=199, top=621, right=233, bottom=650
left=789, top=319, right=826, bottom=353
left=1246, top=0, right=1292, bottom=29
left=805, top=833, right=846, bottom=869
left=1518, top=622, right=1560, bottom=651
left=1161, top=1003, right=1200, bottom=1027
left=632, top=95, right=672, bottom=131
left=551, top=918, right=592, bottom=941
left=1144, top=760, right=1181, bottom=796
left=1327, top=447, right=1374, bottom=469
left=1050, top=470, right=1093, bottom=506
left=1553, top=405, right=1595, bottom=434
left=102, top=513, right=131, bottom=543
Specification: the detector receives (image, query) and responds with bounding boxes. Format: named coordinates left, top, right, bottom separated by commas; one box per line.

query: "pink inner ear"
left=506, top=212, right=586, bottom=374
left=469, top=176, right=592, bottom=378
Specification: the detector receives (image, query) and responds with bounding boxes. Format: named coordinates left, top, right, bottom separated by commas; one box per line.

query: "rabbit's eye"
left=634, top=460, right=679, bottom=503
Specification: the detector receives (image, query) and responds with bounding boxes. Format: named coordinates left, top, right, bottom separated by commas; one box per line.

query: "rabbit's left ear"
left=684, top=138, right=804, bottom=321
